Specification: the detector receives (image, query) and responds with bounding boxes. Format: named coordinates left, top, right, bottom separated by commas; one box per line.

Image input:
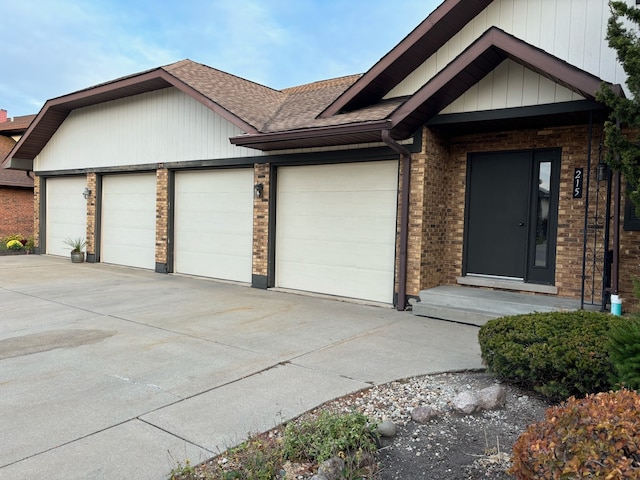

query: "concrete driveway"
left=0, top=255, right=481, bottom=479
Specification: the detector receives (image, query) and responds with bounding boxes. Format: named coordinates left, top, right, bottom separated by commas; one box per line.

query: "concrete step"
left=411, top=285, right=581, bottom=327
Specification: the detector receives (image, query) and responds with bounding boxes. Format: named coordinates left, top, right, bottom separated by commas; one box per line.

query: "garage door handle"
left=518, top=221, right=525, bottom=227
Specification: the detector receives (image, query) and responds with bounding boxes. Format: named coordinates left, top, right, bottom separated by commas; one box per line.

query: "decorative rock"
left=452, top=390, right=478, bottom=414
left=317, top=456, right=345, bottom=480
left=377, top=419, right=397, bottom=437
left=310, top=475, right=329, bottom=480
left=411, top=405, right=438, bottom=424
left=477, top=385, right=506, bottom=411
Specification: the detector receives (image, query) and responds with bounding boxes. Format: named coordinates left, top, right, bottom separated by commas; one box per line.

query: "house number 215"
left=573, top=168, right=583, bottom=198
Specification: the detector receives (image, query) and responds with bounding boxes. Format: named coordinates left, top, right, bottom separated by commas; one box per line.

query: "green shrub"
left=608, top=317, right=640, bottom=390
left=479, top=311, right=615, bottom=401
left=510, top=389, right=640, bottom=479
left=283, top=410, right=378, bottom=464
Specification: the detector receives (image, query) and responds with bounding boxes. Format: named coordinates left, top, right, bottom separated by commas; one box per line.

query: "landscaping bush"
left=510, top=389, right=640, bottom=479
left=283, top=410, right=378, bottom=464
left=608, top=317, right=640, bottom=390
left=478, top=311, right=615, bottom=401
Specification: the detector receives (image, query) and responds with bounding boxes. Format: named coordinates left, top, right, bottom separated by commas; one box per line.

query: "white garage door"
left=276, top=161, right=398, bottom=303
left=101, top=174, right=156, bottom=269
left=174, top=169, right=253, bottom=282
left=46, top=177, right=87, bottom=257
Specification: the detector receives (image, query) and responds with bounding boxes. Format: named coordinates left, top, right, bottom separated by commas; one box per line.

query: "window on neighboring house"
left=624, top=194, right=640, bottom=231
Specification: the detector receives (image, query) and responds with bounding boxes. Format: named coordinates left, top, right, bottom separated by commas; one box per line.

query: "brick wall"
left=416, top=124, right=614, bottom=302
left=33, top=177, right=40, bottom=248
left=252, top=163, right=270, bottom=277
left=0, top=186, right=34, bottom=238
left=86, top=173, right=96, bottom=255
left=400, top=129, right=450, bottom=298
left=155, top=169, right=168, bottom=266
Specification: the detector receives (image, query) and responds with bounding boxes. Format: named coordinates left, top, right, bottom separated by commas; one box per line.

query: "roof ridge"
left=281, top=74, right=363, bottom=94
left=163, top=59, right=283, bottom=94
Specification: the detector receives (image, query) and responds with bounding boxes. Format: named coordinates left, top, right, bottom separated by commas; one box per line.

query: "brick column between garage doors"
left=155, top=168, right=169, bottom=270
left=252, top=163, right=270, bottom=283
left=85, top=173, right=96, bottom=257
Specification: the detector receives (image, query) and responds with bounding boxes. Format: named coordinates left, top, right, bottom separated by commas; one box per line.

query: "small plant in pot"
left=63, top=237, right=87, bottom=263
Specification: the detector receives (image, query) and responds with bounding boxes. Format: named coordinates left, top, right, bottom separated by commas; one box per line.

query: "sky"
left=1, top=0, right=442, bottom=118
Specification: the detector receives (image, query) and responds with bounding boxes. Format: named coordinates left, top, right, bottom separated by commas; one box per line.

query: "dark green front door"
left=464, top=149, right=560, bottom=285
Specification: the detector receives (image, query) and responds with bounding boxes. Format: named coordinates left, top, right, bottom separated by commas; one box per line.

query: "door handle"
left=518, top=222, right=525, bottom=227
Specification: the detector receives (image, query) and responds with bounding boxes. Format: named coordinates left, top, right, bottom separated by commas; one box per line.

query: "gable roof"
left=320, top=0, right=493, bottom=117
left=386, top=27, right=620, bottom=139
left=230, top=27, right=619, bottom=150
left=6, top=0, right=622, bottom=163
left=7, top=60, right=283, bottom=164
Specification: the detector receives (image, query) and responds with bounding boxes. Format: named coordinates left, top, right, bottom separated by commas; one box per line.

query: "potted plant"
left=63, top=237, right=87, bottom=263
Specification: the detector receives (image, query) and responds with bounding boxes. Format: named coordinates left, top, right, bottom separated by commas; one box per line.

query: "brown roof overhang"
left=230, top=120, right=393, bottom=151
left=388, top=27, right=621, bottom=138
left=320, top=0, right=493, bottom=117
left=6, top=68, right=261, bottom=169
left=0, top=114, right=36, bottom=135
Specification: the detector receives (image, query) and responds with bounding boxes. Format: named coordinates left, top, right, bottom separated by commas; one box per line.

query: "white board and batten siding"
left=33, top=88, right=264, bottom=173
left=46, top=177, right=87, bottom=257
left=276, top=161, right=399, bottom=304
left=101, top=174, right=156, bottom=270
left=385, top=0, right=628, bottom=114
left=174, top=169, right=254, bottom=283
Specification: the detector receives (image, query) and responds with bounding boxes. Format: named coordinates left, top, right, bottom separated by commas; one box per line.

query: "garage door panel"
left=278, top=191, right=397, bottom=217
left=176, top=252, right=251, bottom=280
left=178, top=211, right=250, bottom=235
left=46, top=177, right=87, bottom=257
left=188, top=233, right=251, bottom=256
left=278, top=216, right=395, bottom=244
left=174, top=169, right=253, bottom=283
left=278, top=163, right=396, bottom=192
left=278, top=261, right=393, bottom=302
left=182, top=193, right=251, bottom=214
left=278, top=239, right=394, bottom=269
left=101, top=174, right=156, bottom=269
left=276, top=161, right=398, bottom=303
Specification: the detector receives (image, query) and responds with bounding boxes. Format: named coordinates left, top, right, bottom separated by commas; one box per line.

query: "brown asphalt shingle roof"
left=262, top=75, right=403, bottom=132
left=0, top=114, right=36, bottom=134
left=162, top=61, right=397, bottom=133
left=163, top=60, right=286, bottom=131
left=0, top=136, right=33, bottom=187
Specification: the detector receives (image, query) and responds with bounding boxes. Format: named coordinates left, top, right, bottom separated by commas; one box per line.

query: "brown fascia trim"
left=389, top=27, right=617, bottom=134
left=320, top=0, right=493, bottom=118
left=8, top=69, right=260, bottom=164
left=229, top=120, right=393, bottom=150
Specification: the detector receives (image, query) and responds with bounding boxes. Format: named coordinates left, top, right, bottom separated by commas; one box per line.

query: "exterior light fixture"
left=83, top=187, right=92, bottom=199
left=254, top=183, right=264, bottom=198
left=597, top=162, right=608, bottom=182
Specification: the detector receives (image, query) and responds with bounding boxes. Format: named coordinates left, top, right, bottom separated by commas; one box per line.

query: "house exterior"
left=0, top=110, right=35, bottom=238
left=6, top=0, right=639, bottom=310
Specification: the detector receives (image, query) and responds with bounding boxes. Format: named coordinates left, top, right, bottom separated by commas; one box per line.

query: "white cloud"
left=0, top=0, right=440, bottom=116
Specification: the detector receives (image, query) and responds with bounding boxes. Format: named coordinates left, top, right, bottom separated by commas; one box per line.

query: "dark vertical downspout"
left=611, top=118, right=622, bottom=296
left=612, top=175, right=621, bottom=296
left=382, top=129, right=411, bottom=311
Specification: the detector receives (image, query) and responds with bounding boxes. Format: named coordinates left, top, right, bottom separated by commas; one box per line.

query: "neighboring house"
left=5, top=0, right=638, bottom=310
left=0, top=110, right=35, bottom=238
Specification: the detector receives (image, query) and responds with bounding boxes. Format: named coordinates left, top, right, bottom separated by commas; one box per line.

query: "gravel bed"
left=303, top=370, right=551, bottom=479
left=192, top=370, right=551, bottom=479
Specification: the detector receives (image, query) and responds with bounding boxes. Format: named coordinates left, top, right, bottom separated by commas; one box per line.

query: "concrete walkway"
left=0, top=256, right=481, bottom=480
